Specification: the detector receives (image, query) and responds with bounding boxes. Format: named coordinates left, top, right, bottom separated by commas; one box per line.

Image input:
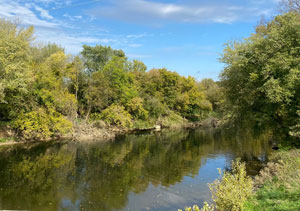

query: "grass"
left=0, top=121, right=15, bottom=143
left=244, top=149, right=300, bottom=211
left=179, top=149, right=300, bottom=211
left=245, top=186, right=300, bottom=211
left=0, top=137, right=11, bottom=143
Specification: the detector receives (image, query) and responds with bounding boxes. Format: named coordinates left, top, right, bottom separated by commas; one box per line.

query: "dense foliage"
left=0, top=19, right=218, bottom=140
left=245, top=149, right=300, bottom=211
left=220, top=12, right=300, bottom=138
left=2, top=5, right=300, bottom=143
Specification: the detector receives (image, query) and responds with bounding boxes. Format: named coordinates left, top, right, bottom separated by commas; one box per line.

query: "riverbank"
left=180, top=148, right=300, bottom=211
left=0, top=117, right=221, bottom=146
left=244, top=149, right=300, bottom=211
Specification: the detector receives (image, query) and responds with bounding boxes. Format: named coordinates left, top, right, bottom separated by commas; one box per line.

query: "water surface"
left=0, top=128, right=272, bottom=210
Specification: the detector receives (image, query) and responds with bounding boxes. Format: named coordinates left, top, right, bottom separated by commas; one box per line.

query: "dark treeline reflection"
left=0, top=128, right=272, bottom=210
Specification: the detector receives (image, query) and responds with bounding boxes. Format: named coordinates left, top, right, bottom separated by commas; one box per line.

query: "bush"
left=209, top=159, right=253, bottom=211
left=132, top=119, right=154, bottom=129
left=158, top=111, right=187, bottom=128
left=100, top=104, right=132, bottom=128
left=245, top=150, right=300, bottom=211
left=89, top=114, right=107, bottom=128
left=144, top=96, right=169, bottom=118
left=289, top=110, right=300, bottom=139
left=13, top=108, right=72, bottom=140
left=180, top=159, right=253, bottom=211
left=179, top=203, right=214, bottom=211
left=126, top=97, right=148, bottom=120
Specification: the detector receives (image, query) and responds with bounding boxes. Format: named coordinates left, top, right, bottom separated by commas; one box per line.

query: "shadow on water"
left=0, top=127, right=273, bottom=211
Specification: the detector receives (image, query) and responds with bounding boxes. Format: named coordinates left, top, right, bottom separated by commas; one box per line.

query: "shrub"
left=89, top=113, right=107, bottom=128
left=158, top=111, right=187, bottom=128
left=132, top=119, right=154, bottom=129
left=244, top=150, right=300, bottom=211
left=254, top=150, right=300, bottom=191
left=179, top=203, right=214, bottom=211
left=179, top=159, right=253, bottom=211
left=100, top=104, right=132, bottom=128
left=126, top=97, right=148, bottom=120
left=90, top=112, right=102, bottom=121
left=209, top=159, right=253, bottom=211
left=289, top=110, right=300, bottom=139
left=13, top=108, right=72, bottom=140
left=144, top=96, right=169, bottom=118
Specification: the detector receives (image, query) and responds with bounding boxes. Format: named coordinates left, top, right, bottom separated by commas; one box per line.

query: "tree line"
left=1, top=4, right=300, bottom=141
left=0, top=19, right=222, bottom=140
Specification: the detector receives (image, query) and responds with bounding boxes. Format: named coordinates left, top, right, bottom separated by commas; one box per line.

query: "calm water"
left=0, top=128, right=273, bottom=211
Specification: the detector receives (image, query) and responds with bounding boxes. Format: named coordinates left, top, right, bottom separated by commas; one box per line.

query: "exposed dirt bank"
left=0, top=118, right=221, bottom=146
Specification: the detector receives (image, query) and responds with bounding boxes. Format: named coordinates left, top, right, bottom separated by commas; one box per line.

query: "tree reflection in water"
left=0, top=128, right=273, bottom=210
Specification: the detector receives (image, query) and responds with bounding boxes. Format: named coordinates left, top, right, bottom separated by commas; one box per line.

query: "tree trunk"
left=85, top=104, right=91, bottom=123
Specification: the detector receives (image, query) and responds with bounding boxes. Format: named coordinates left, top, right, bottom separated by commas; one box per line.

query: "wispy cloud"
left=34, top=5, right=53, bottom=20
left=0, top=0, right=58, bottom=28
left=36, top=28, right=117, bottom=53
left=126, top=33, right=149, bottom=39
left=128, top=43, right=142, bottom=48
left=32, top=0, right=72, bottom=7
left=127, top=53, right=152, bottom=59
left=88, top=0, right=275, bottom=25
left=63, top=14, right=84, bottom=21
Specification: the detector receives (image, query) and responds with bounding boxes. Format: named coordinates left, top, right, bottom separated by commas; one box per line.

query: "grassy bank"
left=180, top=148, right=300, bottom=211
left=245, top=149, right=300, bottom=211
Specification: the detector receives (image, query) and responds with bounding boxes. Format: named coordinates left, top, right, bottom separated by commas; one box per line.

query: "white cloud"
left=35, top=28, right=117, bottom=53
left=0, top=1, right=58, bottom=28
left=32, top=0, right=72, bottom=7
left=126, top=33, right=149, bottom=39
left=89, top=0, right=277, bottom=24
left=128, top=44, right=142, bottom=48
left=34, top=5, right=53, bottom=20
left=0, top=0, right=138, bottom=54
left=63, top=14, right=84, bottom=21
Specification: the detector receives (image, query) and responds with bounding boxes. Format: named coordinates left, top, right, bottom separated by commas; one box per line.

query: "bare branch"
left=278, top=0, right=300, bottom=13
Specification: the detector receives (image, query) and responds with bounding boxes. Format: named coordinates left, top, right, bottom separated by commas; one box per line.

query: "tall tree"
left=220, top=12, right=300, bottom=134
left=81, top=45, right=125, bottom=73
left=0, top=19, right=34, bottom=120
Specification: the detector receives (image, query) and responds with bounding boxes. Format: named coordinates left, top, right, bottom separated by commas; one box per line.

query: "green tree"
left=199, top=79, right=224, bottom=111
left=141, top=69, right=211, bottom=120
left=83, top=56, right=138, bottom=121
left=31, top=43, right=64, bottom=63
left=0, top=19, right=34, bottom=120
left=34, top=51, right=77, bottom=118
left=66, top=56, right=84, bottom=103
left=220, top=12, right=300, bottom=135
left=81, top=45, right=125, bottom=73
left=84, top=70, right=112, bottom=120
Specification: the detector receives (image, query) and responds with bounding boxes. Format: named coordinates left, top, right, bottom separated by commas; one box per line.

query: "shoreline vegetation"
left=180, top=149, right=300, bottom=211
left=178, top=3, right=300, bottom=210
left=0, top=117, right=220, bottom=146
left=0, top=17, right=223, bottom=145
left=1, top=0, right=300, bottom=210
left=0, top=18, right=223, bottom=144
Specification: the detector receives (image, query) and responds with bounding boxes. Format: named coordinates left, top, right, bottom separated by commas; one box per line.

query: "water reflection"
left=0, top=128, right=272, bottom=211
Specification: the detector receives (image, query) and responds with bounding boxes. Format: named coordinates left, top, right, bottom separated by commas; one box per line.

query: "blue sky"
left=0, top=0, right=280, bottom=80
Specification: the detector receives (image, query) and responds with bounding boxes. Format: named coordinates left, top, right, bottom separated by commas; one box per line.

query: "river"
left=0, top=128, right=273, bottom=211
